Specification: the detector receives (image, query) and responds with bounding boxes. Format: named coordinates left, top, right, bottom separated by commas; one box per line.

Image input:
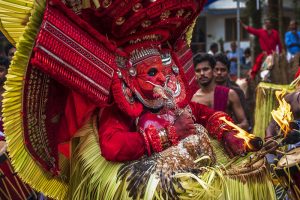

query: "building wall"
left=205, top=14, right=250, bottom=53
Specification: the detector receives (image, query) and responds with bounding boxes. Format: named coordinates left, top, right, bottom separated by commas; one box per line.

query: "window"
left=225, top=17, right=249, bottom=42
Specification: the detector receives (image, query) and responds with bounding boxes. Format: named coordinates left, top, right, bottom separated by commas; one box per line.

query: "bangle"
left=167, top=125, right=179, bottom=146
left=158, top=129, right=171, bottom=149
left=140, top=129, right=152, bottom=156
left=206, top=112, right=233, bottom=141
left=145, top=125, right=163, bottom=153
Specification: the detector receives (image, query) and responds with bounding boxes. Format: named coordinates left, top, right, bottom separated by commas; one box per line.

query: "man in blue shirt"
left=227, top=41, right=243, bottom=80
left=285, top=20, right=300, bottom=61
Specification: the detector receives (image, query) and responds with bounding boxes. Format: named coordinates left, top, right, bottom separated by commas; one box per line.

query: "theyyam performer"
left=0, top=0, right=275, bottom=199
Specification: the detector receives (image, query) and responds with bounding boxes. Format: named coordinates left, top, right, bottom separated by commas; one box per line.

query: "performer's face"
left=214, top=61, right=228, bottom=84
left=195, top=61, right=213, bottom=87
left=135, top=56, right=166, bottom=99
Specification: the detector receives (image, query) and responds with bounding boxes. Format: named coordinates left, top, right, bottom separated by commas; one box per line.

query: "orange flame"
left=271, top=90, right=293, bottom=137
left=219, top=116, right=256, bottom=150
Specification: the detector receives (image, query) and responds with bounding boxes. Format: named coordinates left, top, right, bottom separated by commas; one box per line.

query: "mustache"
left=198, top=76, right=210, bottom=80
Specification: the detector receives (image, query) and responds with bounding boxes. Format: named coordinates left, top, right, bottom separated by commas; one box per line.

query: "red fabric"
left=251, top=52, right=266, bottom=79
left=98, top=105, right=146, bottom=162
left=213, top=85, right=229, bottom=112
left=33, top=3, right=117, bottom=107
left=57, top=91, right=96, bottom=157
left=189, top=101, right=215, bottom=128
left=245, top=26, right=282, bottom=54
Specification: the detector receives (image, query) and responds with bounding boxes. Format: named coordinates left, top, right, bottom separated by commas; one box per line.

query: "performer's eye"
left=148, top=68, right=158, bottom=76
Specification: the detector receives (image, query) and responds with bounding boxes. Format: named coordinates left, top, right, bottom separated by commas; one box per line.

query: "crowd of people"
left=205, top=18, right=300, bottom=80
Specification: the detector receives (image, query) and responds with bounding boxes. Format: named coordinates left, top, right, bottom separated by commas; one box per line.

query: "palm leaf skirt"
left=69, top=117, right=276, bottom=200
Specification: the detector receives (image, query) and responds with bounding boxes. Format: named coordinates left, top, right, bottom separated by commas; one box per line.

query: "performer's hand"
left=222, top=131, right=246, bottom=158
left=174, top=111, right=196, bottom=139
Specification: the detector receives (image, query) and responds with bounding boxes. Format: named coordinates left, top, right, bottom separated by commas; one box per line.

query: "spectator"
left=285, top=20, right=300, bottom=61
left=242, top=48, right=252, bottom=70
left=4, top=44, right=16, bottom=62
left=227, top=41, right=243, bottom=80
left=241, top=18, right=282, bottom=79
left=191, top=53, right=249, bottom=130
left=208, top=42, right=218, bottom=55
left=214, top=53, right=252, bottom=130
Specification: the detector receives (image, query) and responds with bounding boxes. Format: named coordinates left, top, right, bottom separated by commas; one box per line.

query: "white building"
left=191, top=0, right=298, bottom=54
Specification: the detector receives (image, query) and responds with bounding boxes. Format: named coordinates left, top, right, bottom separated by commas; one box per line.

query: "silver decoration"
left=171, top=65, right=179, bottom=74
left=130, top=48, right=160, bottom=66
left=134, top=89, right=164, bottom=110
left=116, top=70, right=123, bottom=78
left=129, top=67, right=137, bottom=77
left=161, top=53, right=171, bottom=65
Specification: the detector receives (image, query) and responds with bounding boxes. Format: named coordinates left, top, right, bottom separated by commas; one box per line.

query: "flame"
left=271, top=90, right=293, bottom=137
left=219, top=116, right=256, bottom=150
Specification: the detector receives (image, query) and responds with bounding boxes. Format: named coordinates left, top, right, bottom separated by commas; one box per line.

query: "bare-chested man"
left=191, top=53, right=249, bottom=130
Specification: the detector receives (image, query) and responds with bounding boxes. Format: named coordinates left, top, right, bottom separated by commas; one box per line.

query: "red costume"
left=245, top=26, right=282, bottom=79
left=57, top=90, right=234, bottom=162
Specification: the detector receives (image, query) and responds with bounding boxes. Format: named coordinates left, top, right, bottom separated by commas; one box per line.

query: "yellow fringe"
left=70, top=116, right=125, bottom=200
left=2, top=1, right=68, bottom=199
left=185, top=17, right=197, bottom=46
left=0, top=0, right=33, bottom=45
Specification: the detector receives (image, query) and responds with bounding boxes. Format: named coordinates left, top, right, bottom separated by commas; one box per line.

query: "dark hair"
left=214, top=53, right=230, bottom=71
left=244, top=47, right=251, bottom=55
left=210, top=43, right=218, bottom=50
left=0, top=56, right=10, bottom=69
left=4, top=44, right=14, bottom=56
left=193, top=53, right=216, bottom=69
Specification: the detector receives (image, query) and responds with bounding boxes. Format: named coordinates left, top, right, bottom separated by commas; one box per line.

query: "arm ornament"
left=167, top=125, right=179, bottom=146
left=141, top=125, right=179, bottom=155
left=206, top=112, right=234, bottom=141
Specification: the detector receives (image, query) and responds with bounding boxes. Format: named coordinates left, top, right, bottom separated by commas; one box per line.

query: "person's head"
left=210, top=43, right=218, bottom=54
left=244, top=47, right=251, bottom=58
left=264, top=18, right=272, bottom=30
left=4, top=44, right=16, bottom=62
left=230, top=41, right=237, bottom=52
left=0, top=56, right=9, bottom=85
left=213, top=53, right=230, bottom=84
left=193, top=53, right=216, bottom=87
left=289, top=20, right=298, bottom=32
left=131, top=49, right=166, bottom=100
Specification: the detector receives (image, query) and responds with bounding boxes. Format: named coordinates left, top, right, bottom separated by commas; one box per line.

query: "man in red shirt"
left=241, top=19, right=283, bottom=79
